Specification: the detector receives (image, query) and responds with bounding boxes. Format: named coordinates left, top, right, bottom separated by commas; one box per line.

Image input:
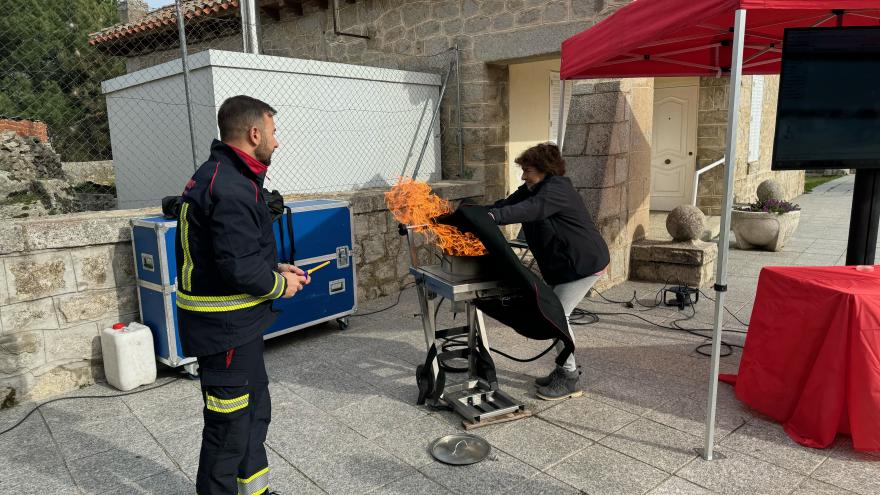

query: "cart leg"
left=416, top=283, right=440, bottom=381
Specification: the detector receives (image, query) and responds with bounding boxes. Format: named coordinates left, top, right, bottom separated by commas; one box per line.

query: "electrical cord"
left=0, top=377, right=182, bottom=437
left=348, top=283, right=416, bottom=317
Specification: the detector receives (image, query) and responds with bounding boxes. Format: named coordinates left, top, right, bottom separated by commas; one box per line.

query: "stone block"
left=19, top=209, right=155, bottom=252
left=26, top=361, right=101, bottom=402
left=627, top=178, right=650, bottom=213
left=580, top=186, right=623, bottom=221
left=432, top=0, right=460, bottom=19
left=110, top=243, right=136, bottom=287
left=70, top=246, right=117, bottom=291
left=43, top=322, right=101, bottom=363
left=479, top=0, right=506, bottom=14
left=463, top=0, right=480, bottom=17
left=0, top=297, right=58, bottom=334
left=0, top=223, right=26, bottom=254
left=615, top=157, right=628, bottom=185
left=609, top=122, right=631, bottom=155
left=0, top=260, right=7, bottom=306
left=629, top=239, right=717, bottom=287
left=55, top=287, right=138, bottom=327
left=465, top=15, right=491, bottom=34
left=544, top=1, right=568, bottom=22
left=585, top=123, right=613, bottom=155
left=492, top=12, right=514, bottom=30
left=561, top=124, right=588, bottom=156
left=572, top=0, right=598, bottom=18
left=361, top=235, right=386, bottom=264
left=401, top=2, right=429, bottom=26
left=5, top=252, right=76, bottom=303
left=515, top=8, right=541, bottom=25
left=472, top=21, right=586, bottom=62
left=567, top=156, right=615, bottom=188
left=442, top=18, right=462, bottom=35
left=0, top=331, right=43, bottom=375
left=568, top=92, right=621, bottom=124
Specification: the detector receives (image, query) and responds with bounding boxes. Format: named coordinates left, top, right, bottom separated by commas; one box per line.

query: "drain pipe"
left=333, top=0, right=370, bottom=39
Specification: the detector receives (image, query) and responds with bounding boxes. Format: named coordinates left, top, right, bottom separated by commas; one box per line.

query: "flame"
left=385, top=177, right=487, bottom=256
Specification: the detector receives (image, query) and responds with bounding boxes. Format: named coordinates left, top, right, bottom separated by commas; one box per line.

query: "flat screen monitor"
left=772, top=27, right=880, bottom=171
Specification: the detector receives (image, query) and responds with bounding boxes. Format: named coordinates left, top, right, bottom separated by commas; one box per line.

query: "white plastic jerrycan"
left=101, top=322, right=157, bottom=391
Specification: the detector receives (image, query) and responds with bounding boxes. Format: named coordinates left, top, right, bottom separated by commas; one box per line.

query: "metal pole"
left=412, top=61, right=454, bottom=180
left=556, top=79, right=567, bottom=147
left=240, top=0, right=259, bottom=54
left=175, top=0, right=199, bottom=172
left=455, top=46, right=464, bottom=178
left=702, top=8, right=746, bottom=461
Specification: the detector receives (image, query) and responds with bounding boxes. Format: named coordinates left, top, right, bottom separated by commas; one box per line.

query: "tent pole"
left=701, top=8, right=746, bottom=462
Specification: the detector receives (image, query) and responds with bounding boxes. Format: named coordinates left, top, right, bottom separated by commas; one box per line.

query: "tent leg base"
left=694, top=448, right=727, bottom=461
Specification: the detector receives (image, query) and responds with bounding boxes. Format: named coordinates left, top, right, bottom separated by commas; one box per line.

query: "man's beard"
left=255, top=142, right=273, bottom=166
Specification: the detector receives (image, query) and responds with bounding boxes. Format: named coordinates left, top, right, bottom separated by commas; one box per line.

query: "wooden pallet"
left=462, top=409, right=532, bottom=430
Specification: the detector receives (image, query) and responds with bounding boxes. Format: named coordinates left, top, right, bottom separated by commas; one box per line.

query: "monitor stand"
left=846, top=169, right=880, bottom=265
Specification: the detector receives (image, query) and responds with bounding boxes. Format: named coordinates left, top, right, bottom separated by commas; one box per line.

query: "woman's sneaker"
left=536, top=368, right=583, bottom=401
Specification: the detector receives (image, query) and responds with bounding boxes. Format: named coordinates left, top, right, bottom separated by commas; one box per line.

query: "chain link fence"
left=0, top=0, right=461, bottom=217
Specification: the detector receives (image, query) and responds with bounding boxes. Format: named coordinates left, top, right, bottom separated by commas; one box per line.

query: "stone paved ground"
left=2, top=176, right=879, bottom=495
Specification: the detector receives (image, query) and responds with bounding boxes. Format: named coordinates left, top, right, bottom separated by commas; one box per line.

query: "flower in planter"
left=736, top=198, right=801, bottom=215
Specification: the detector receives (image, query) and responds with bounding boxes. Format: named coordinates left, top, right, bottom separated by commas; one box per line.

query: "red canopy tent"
left=559, top=0, right=880, bottom=461
left=562, top=1, right=880, bottom=79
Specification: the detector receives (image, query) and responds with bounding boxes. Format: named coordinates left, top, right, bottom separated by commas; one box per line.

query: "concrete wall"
left=562, top=78, right=654, bottom=289
left=695, top=75, right=804, bottom=215
left=0, top=181, right=482, bottom=406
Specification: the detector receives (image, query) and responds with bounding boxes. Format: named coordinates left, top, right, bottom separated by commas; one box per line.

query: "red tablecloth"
left=727, top=265, right=880, bottom=451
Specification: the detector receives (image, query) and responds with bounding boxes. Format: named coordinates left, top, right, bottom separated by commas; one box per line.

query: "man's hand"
left=278, top=263, right=311, bottom=284
left=280, top=271, right=308, bottom=298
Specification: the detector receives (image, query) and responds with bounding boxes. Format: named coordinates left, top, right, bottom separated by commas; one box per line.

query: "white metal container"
left=101, top=322, right=157, bottom=391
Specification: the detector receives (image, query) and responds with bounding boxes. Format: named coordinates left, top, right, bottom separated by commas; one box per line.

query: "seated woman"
left=488, top=143, right=609, bottom=400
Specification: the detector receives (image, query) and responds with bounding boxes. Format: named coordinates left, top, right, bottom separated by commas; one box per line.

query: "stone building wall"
left=0, top=181, right=482, bottom=406
left=695, top=75, right=804, bottom=215
left=562, top=78, right=654, bottom=289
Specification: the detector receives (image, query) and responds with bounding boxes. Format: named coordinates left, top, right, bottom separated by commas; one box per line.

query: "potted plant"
left=731, top=198, right=801, bottom=251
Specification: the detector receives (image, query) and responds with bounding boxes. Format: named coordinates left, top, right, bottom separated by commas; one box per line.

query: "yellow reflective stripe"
left=180, top=202, right=194, bottom=291
left=237, top=467, right=269, bottom=495
left=177, top=292, right=257, bottom=302
left=176, top=291, right=271, bottom=312
left=261, top=272, right=284, bottom=300
left=205, top=392, right=249, bottom=413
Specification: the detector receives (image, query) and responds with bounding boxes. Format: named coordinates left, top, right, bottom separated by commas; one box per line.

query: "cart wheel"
left=183, top=362, right=199, bottom=379
left=337, top=317, right=350, bottom=330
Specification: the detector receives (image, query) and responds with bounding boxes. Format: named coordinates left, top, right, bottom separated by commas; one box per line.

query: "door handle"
left=664, top=159, right=671, bottom=164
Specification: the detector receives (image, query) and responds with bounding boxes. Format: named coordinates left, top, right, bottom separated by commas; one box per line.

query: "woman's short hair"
left=514, top=142, right=566, bottom=176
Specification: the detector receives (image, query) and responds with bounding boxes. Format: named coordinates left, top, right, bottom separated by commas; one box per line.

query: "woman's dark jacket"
left=488, top=175, right=610, bottom=285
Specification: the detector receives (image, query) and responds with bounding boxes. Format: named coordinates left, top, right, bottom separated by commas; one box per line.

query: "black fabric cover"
left=437, top=204, right=574, bottom=367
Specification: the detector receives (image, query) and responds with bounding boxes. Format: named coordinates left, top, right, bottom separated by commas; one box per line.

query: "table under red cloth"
left=722, top=265, right=880, bottom=452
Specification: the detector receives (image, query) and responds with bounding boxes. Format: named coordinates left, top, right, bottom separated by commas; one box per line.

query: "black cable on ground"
left=349, top=283, right=416, bottom=317
left=0, top=377, right=182, bottom=437
left=584, top=284, right=750, bottom=358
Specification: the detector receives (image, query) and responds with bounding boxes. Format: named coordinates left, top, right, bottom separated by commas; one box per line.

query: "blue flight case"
left=130, top=199, right=357, bottom=371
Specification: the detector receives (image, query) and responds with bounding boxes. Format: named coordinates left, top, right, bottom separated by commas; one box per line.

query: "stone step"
left=648, top=211, right=720, bottom=242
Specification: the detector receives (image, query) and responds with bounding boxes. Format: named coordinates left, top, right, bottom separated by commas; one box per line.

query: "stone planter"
left=731, top=209, right=801, bottom=251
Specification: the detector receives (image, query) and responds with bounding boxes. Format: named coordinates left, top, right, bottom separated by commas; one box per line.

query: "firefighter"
left=175, top=95, right=307, bottom=495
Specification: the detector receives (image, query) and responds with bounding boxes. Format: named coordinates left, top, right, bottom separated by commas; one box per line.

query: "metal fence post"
left=175, top=0, right=199, bottom=172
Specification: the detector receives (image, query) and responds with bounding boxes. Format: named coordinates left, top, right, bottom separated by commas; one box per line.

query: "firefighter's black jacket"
left=175, top=140, right=286, bottom=357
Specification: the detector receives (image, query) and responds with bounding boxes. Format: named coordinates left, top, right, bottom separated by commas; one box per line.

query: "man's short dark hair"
left=217, top=95, right=277, bottom=141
